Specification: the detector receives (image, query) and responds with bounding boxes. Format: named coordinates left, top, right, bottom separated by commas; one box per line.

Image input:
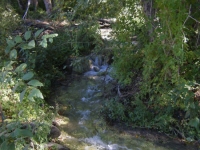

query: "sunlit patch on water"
left=84, top=71, right=99, bottom=76
left=78, top=110, right=91, bottom=125
left=82, top=135, right=132, bottom=150
left=81, top=97, right=90, bottom=102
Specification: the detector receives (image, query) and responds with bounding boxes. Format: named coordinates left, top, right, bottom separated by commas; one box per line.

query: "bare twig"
left=117, top=85, right=122, bottom=97
left=173, top=128, right=186, bottom=139
left=23, top=0, right=31, bottom=20
left=183, top=5, right=191, bottom=26
left=189, top=15, right=200, bottom=24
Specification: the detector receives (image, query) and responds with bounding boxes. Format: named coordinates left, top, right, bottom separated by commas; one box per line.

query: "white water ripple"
left=82, top=135, right=132, bottom=150
left=78, top=110, right=91, bottom=125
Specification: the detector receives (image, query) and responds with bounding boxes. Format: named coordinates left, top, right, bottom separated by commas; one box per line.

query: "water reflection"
left=51, top=74, right=197, bottom=150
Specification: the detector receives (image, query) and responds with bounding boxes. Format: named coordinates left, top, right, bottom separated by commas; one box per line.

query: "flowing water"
left=50, top=61, right=197, bottom=150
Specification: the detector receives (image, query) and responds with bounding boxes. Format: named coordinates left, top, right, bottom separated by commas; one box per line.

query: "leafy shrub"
left=0, top=1, right=20, bottom=54
left=0, top=29, right=57, bottom=149
left=101, top=98, right=127, bottom=124
left=34, top=21, right=102, bottom=86
left=107, top=0, right=200, bottom=141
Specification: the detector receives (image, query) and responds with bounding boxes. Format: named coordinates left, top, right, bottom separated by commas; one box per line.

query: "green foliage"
left=105, top=0, right=200, bottom=141
left=0, top=29, right=57, bottom=149
left=34, top=21, right=102, bottom=84
left=1, top=0, right=199, bottom=144
left=112, top=0, right=145, bottom=84
left=69, top=0, right=125, bottom=20
left=101, top=98, right=127, bottom=123
left=49, top=0, right=125, bottom=22
left=0, top=1, right=20, bottom=54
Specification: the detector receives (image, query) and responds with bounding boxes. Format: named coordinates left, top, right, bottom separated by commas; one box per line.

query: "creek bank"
left=44, top=142, right=70, bottom=150
left=48, top=55, right=199, bottom=149
left=109, top=124, right=199, bottom=150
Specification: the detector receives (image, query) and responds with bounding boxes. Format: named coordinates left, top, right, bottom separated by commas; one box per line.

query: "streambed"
left=50, top=66, right=197, bottom=150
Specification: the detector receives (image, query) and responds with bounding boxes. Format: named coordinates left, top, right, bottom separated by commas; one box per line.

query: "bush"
left=106, top=0, right=200, bottom=141
left=0, top=1, right=20, bottom=54
left=0, top=29, right=58, bottom=149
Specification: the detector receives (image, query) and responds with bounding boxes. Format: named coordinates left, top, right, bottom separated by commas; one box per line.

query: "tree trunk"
left=17, top=0, right=38, bottom=10
left=141, top=0, right=156, bottom=41
left=43, top=0, right=52, bottom=14
left=0, top=102, right=5, bottom=123
left=17, top=0, right=24, bottom=10
left=17, top=0, right=28, bottom=10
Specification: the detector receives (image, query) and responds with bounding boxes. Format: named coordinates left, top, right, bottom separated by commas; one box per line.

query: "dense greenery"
left=0, top=0, right=200, bottom=149
left=0, top=1, right=20, bottom=54
left=104, top=0, right=200, bottom=141
left=0, top=27, right=58, bottom=149
left=0, top=2, right=56, bottom=149
left=0, top=1, right=105, bottom=149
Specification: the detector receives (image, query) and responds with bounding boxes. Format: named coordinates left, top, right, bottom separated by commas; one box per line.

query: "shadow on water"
left=49, top=69, right=199, bottom=150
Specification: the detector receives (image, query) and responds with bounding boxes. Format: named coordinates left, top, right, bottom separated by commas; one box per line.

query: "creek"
left=49, top=58, right=196, bottom=150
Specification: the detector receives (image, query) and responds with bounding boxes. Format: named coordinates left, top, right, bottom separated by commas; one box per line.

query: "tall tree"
left=141, top=0, right=156, bottom=41
left=18, top=0, right=52, bottom=19
left=43, top=0, right=52, bottom=14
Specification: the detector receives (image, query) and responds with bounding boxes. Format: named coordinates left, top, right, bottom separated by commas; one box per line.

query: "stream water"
left=50, top=59, right=197, bottom=150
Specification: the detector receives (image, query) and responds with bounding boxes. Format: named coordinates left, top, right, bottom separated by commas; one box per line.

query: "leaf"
left=22, top=72, right=34, bottom=80
left=12, top=82, right=19, bottom=93
left=22, top=144, right=29, bottom=150
left=20, top=43, right=34, bottom=50
left=34, top=29, right=44, bottom=38
left=186, top=137, right=193, bottom=142
left=6, top=122, right=18, bottom=131
left=14, top=35, right=23, bottom=43
left=24, top=31, right=32, bottom=41
left=5, top=46, right=11, bottom=54
left=63, top=65, right=67, bottom=69
left=39, top=39, right=47, bottom=48
left=28, top=40, right=35, bottom=48
left=15, top=63, right=27, bottom=72
left=6, top=39, right=16, bottom=48
left=42, top=33, right=58, bottom=39
left=5, top=61, right=15, bottom=70
left=189, top=117, right=199, bottom=129
left=185, top=110, right=190, bottom=118
left=0, top=131, right=7, bottom=137
left=9, top=49, right=17, bottom=60
left=189, top=102, right=195, bottom=109
left=20, top=89, right=26, bottom=102
left=28, top=88, right=44, bottom=100
left=13, top=128, right=33, bottom=138
left=49, top=38, right=53, bottom=43
left=0, top=141, right=15, bottom=150
left=27, top=79, right=43, bottom=87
